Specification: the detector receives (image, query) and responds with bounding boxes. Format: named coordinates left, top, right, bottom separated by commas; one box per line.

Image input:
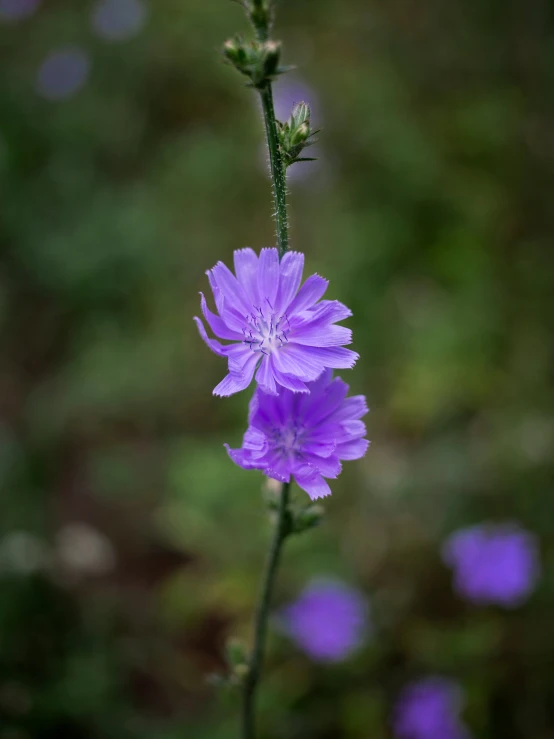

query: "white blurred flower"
left=56, top=522, right=116, bottom=577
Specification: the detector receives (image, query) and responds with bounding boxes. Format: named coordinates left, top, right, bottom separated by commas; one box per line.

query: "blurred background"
left=1, top=0, right=554, bottom=737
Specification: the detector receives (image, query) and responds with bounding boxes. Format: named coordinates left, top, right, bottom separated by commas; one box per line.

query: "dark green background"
left=1, top=0, right=554, bottom=737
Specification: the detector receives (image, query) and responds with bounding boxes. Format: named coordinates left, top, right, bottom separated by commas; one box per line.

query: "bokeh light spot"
left=0, top=0, right=40, bottom=21
left=91, top=0, right=147, bottom=42
left=36, top=47, right=91, bottom=101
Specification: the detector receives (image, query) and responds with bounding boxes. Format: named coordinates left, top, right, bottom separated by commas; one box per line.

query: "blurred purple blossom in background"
left=92, top=0, right=148, bottom=42
left=36, top=47, right=91, bottom=101
left=393, top=677, right=472, bottom=739
left=278, top=579, right=369, bottom=661
left=442, top=522, right=540, bottom=607
left=0, top=0, right=40, bottom=21
left=273, top=75, right=321, bottom=125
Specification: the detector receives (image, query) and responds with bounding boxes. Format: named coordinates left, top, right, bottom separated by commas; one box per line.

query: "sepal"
left=291, top=503, right=325, bottom=534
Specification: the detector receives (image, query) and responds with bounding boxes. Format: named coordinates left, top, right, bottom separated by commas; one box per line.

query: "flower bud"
left=277, top=101, right=319, bottom=167
left=223, top=37, right=245, bottom=67
left=247, top=0, right=271, bottom=32
left=222, top=37, right=284, bottom=89
left=292, top=504, right=325, bottom=534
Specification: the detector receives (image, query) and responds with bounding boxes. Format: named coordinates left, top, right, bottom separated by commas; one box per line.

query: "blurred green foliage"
left=1, top=0, right=554, bottom=737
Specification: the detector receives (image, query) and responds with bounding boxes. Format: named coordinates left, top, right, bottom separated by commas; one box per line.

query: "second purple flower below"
left=226, top=369, right=369, bottom=499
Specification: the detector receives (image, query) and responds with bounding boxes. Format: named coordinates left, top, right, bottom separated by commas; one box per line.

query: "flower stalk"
left=259, top=83, right=289, bottom=257
left=242, top=481, right=291, bottom=739
left=216, top=3, right=357, bottom=737
left=224, top=1, right=289, bottom=257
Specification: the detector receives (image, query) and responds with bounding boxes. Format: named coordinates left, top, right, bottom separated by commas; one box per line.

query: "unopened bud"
left=293, top=504, right=325, bottom=533
left=261, top=40, right=281, bottom=80
left=291, top=121, right=310, bottom=147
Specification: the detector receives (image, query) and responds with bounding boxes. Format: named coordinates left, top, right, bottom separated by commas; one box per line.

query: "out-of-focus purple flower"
left=442, top=523, right=540, bottom=607
left=226, top=369, right=368, bottom=499
left=0, top=0, right=40, bottom=21
left=194, top=248, right=358, bottom=397
left=273, top=76, right=320, bottom=123
left=91, top=0, right=147, bottom=42
left=279, top=579, right=369, bottom=661
left=393, top=677, right=472, bottom=739
left=36, top=47, right=91, bottom=101
left=272, top=75, right=322, bottom=183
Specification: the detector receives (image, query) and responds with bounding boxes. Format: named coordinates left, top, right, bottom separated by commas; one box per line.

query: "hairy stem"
left=259, top=84, right=289, bottom=257
left=242, top=481, right=291, bottom=739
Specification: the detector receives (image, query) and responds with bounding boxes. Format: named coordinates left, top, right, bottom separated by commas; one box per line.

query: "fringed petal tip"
left=224, top=443, right=261, bottom=470
left=294, top=464, right=333, bottom=500
left=212, top=372, right=246, bottom=397
left=193, top=316, right=227, bottom=357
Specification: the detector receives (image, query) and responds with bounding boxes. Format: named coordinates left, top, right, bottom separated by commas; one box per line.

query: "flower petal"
left=301, top=453, right=342, bottom=478
left=272, top=367, right=310, bottom=393
left=288, top=274, right=328, bottom=314
left=276, top=251, right=304, bottom=313
left=300, top=376, right=349, bottom=423
left=234, top=248, right=259, bottom=305
left=220, top=300, right=248, bottom=334
left=255, top=355, right=278, bottom=395
left=200, top=293, right=242, bottom=340
left=302, top=346, right=359, bottom=369
left=193, top=316, right=227, bottom=357
left=311, top=299, right=353, bottom=323
left=213, top=353, right=258, bottom=397
left=335, top=438, right=370, bottom=461
left=227, top=344, right=256, bottom=374
left=331, top=395, right=369, bottom=422
left=225, top=444, right=261, bottom=470
left=243, top=427, right=268, bottom=454
left=211, top=261, right=251, bottom=313
left=293, top=324, right=352, bottom=347
left=262, top=451, right=292, bottom=483
left=257, top=248, right=280, bottom=308
left=272, top=343, right=326, bottom=382
left=294, top=465, right=332, bottom=500
left=340, top=420, right=367, bottom=439
left=207, top=272, right=225, bottom=315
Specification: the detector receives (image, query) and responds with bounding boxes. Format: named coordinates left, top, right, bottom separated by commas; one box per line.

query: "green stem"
left=242, top=481, right=291, bottom=739
left=259, top=83, right=289, bottom=257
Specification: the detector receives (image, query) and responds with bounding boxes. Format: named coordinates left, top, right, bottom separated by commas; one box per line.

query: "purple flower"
left=393, top=677, right=472, bottom=739
left=279, top=579, right=369, bottom=662
left=442, top=523, right=540, bottom=607
left=225, top=369, right=368, bottom=499
left=273, top=76, right=321, bottom=123
left=194, top=248, right=358, bottom=397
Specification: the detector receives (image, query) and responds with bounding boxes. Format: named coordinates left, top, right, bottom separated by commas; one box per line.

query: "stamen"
left=242, top=300, right=291, bottom=354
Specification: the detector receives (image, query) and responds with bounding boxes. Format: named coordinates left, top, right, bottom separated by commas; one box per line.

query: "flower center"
left=242, top=300, right=290, bottom=355
left=272, top=423, right=305, bottom=456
